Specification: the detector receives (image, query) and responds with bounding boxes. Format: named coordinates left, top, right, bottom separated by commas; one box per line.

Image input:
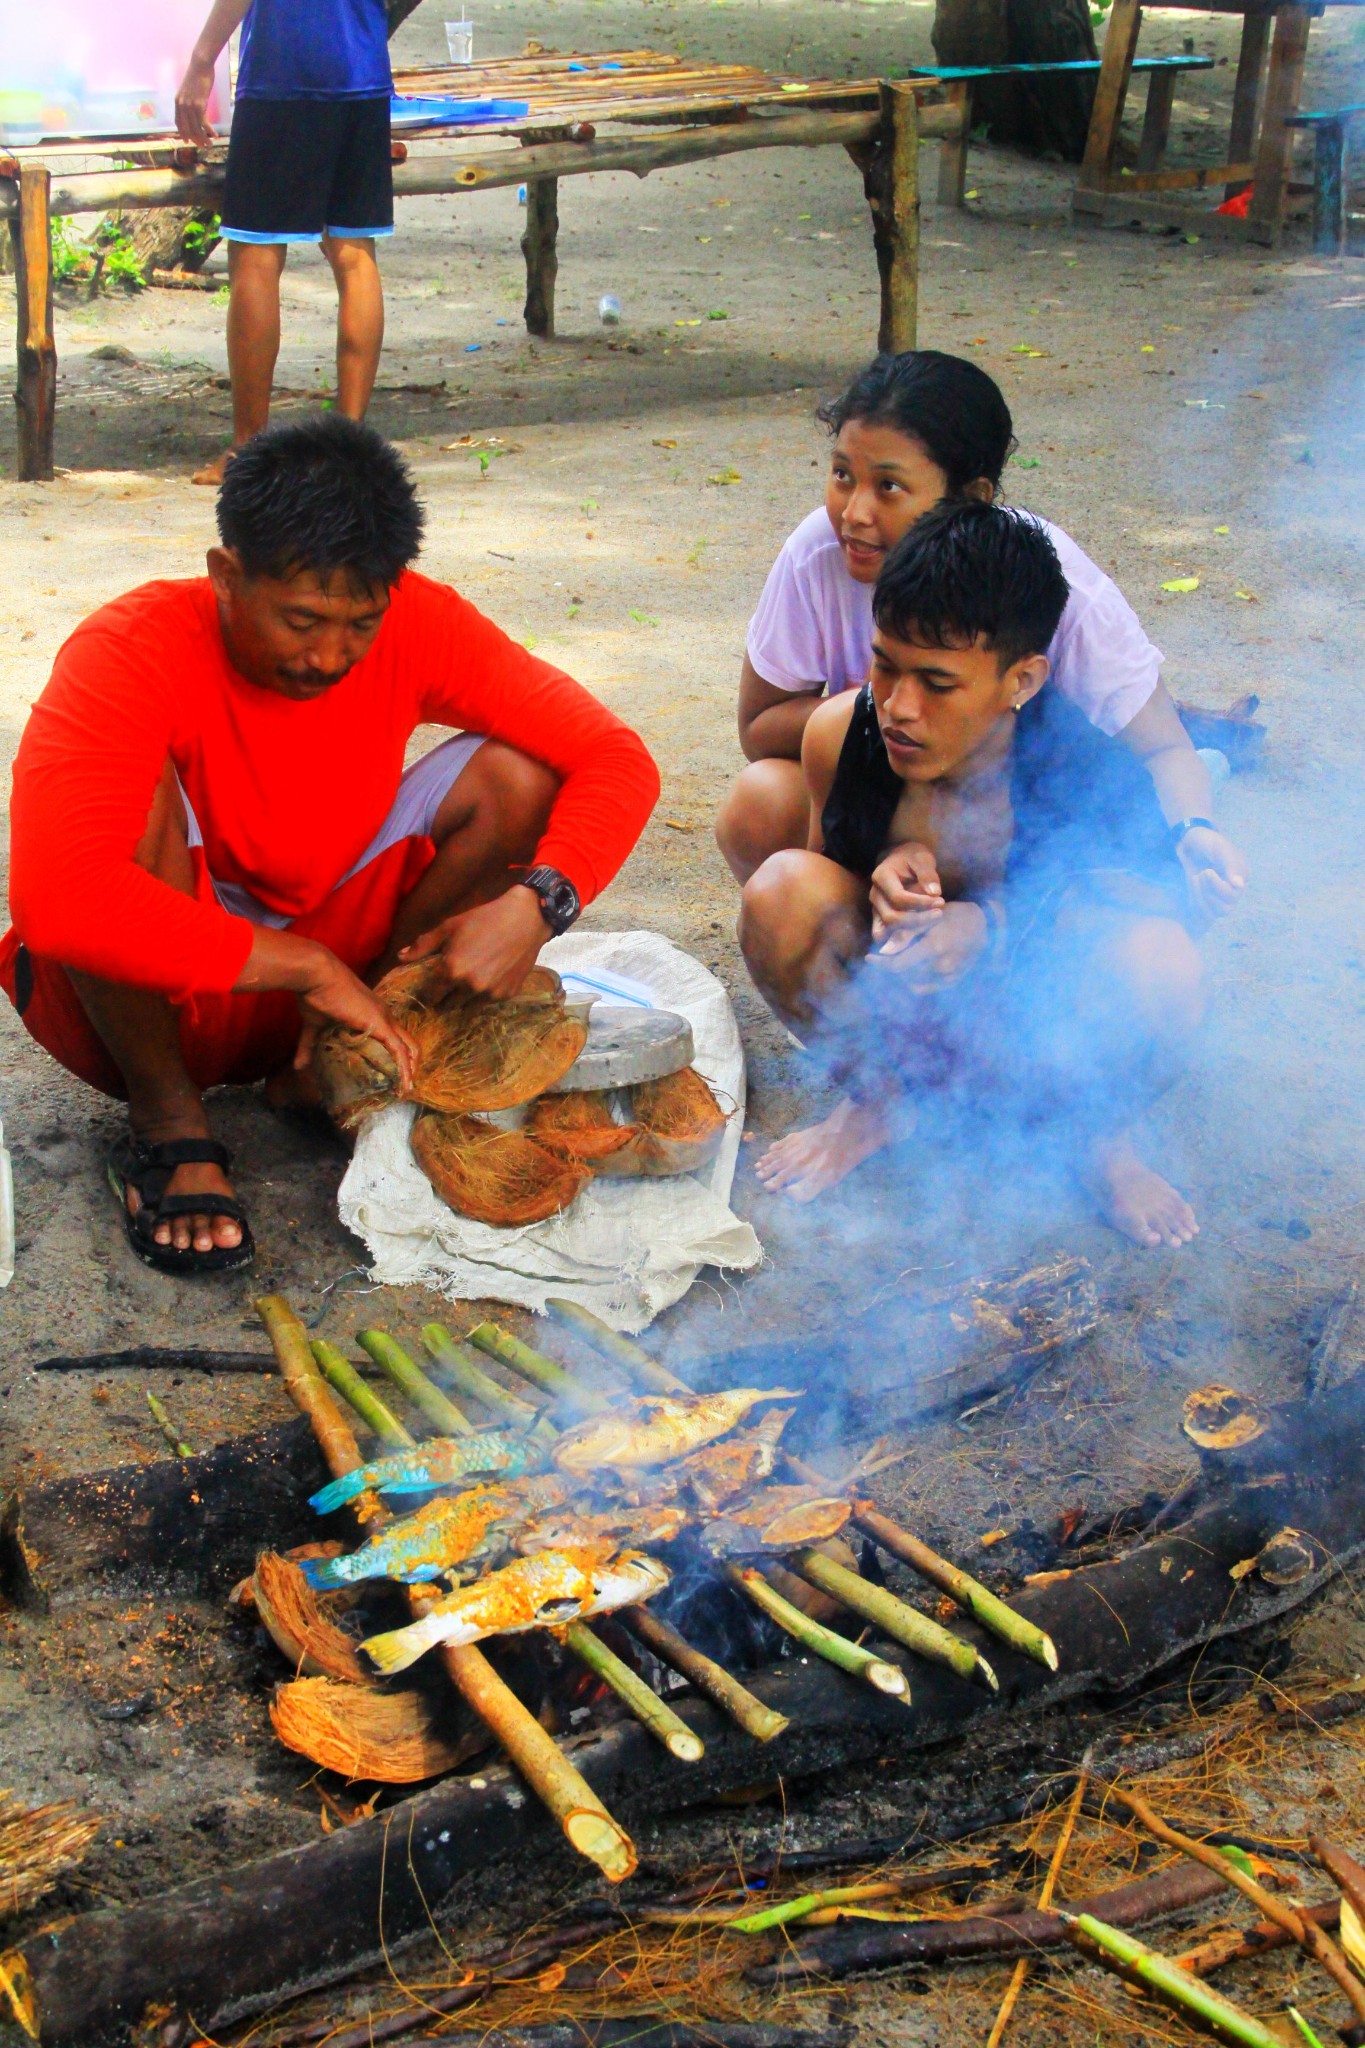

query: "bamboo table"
left=1074, top=0, right=1354, bottom=242
left=1, top=53, right=962, bottom=483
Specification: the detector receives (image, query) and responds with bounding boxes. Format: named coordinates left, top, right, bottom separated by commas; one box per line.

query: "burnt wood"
left=29, top=1348, right=279, bottom=1374
left=9, top=1364, right=1365, bottom=2045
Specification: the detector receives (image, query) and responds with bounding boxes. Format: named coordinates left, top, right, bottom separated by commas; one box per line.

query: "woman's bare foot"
left=1090, top=1135, right=1198, bottom=1250
left=754, top=1096, right=890, bottom=1203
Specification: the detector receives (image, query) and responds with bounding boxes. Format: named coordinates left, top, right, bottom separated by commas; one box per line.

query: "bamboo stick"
left=1103, top=1783, right=1365, bottom=2029
left=1061, top=1913, right=1291, bottom=2048
left=357, top=1329, right=474, bottom=1436
left=986, top=1754, right=1089, bottom=2047
left=145, top=1391, right=193, bottom=1458
left=543, top=1298, right=687, bottom=1394
left=422, top=1322, right=543, bottom=1428
left=623, top=1604, right=789, bottom=1743
left=795, top=1549, right=996, bottom=1692
left=257, top=1297, right=636, bottom=1883
left=764, top=1558, right=850, bottom=1629
left=727, top=1566, right=909, bottom=1701
left=467, top=1320, right=611, bottom=1414
left=563, top=1621, right=704, bottom=1762
left=1288, top=2012, right=1328, bottom=2048
left=310, top=1341, right=414, bottom=1449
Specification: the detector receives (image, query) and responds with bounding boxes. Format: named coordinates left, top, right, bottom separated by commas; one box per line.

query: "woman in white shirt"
left=715, top=350, right=1245, bottom=928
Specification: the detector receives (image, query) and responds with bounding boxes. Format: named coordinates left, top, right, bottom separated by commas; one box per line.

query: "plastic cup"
left=598, top=294, right=622, bottom=325
left=445, top=19, right=474, bottom=62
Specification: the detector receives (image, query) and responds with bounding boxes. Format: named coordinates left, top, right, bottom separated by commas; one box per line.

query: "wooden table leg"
left=858, top=80, right=919, bottom=354
left=1226, top=6, right=1272, bottom=198
left=1075, top=0, right=1143, bottom=212
left=936, top=79, right=973, bottom=206
left=1312, top=117, right=1347, bottom=254
left=1136, top=66, right=1177, bottom=174
left=12, top=167, right=56, bottom=484
left=521, top=174, right=558, bottom=339
left=1248, top=1, right=1311, bottom=246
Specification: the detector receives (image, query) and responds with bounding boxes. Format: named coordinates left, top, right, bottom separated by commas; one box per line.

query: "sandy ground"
left=4, top=1, right=1365, bottom=2037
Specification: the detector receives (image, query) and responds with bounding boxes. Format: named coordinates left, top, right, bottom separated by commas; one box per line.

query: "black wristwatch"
left=519, top=864, right=581, bottom=936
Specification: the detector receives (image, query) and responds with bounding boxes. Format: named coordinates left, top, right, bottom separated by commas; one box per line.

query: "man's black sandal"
left=107, top=1135, right=256, bottom=1277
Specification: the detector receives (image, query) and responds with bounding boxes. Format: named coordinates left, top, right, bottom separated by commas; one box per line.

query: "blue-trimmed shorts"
left=221, top=94, right=394, bottom=244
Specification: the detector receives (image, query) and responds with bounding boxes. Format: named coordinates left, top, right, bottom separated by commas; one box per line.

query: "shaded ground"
left=3, top=0, right=1365, bottom=2038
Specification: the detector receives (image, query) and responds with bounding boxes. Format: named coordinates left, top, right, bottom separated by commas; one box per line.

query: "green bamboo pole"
left=728, top=1566, right=909, bottom=1702
left=846, top=1491, right=1056, bottom=1673
left=467, top=1320, right=612, bottom=1415
left=357, top=1328, right=474, bottom=1436
left=310, top=1340, right=414, bottom=1449
left=422, top=1322, right=543, bottom=1428
left=623, top=1603, right=789, bottom=1744
left=796, top=1548, right=996, bottom=1692
left=544, top=1297, right=687, bottom=1395
left=1062, top=1914, right=1291, bottom=2048
left=1288, top=2013, right=1328, bottom=2048
left=563, top=1621, right=704, bottom=1761
left=146, top=1390, right=193, bottom=1458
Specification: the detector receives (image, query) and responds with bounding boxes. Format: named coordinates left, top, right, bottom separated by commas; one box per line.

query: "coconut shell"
left=411, top=1110, right=593, bottom=1228
left=270, top=1677, right=484, bottom=1784
left=252, top=1550, right=375, bottom=1686
left=596, top=1066, right=728, bottom=1179
left=526, top=1089, right=639, bottom=1163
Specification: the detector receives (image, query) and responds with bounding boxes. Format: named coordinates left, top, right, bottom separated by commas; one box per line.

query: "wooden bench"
left=905, top=55, right=1214, bottom=206
left=1286, top=101, right=1365, bottom=250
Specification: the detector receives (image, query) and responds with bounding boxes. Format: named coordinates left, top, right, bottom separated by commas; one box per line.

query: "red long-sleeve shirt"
left=8, top=571, right=659, bottom=1000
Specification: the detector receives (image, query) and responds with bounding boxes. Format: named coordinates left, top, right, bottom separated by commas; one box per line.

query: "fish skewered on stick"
left=298, top=1477, right=570, bottom=1588
left=308, top=1430, right=541, bottom=1512
left=552, top=1389, right=802, bottom=1476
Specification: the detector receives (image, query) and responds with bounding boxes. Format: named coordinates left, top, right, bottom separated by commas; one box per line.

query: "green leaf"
left=1015, top=456, right=1042, bottom=470
left=1217, top=1843, right=1256, bottom=1879
left=1160, top=575, right=1200, bottom=593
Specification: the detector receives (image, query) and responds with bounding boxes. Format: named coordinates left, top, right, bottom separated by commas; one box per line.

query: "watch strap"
left=1169, top=816, right=1216, bottom=846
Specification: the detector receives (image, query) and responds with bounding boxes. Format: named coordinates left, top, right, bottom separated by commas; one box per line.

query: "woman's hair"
left=218, top=415, right=425, bottom=591
left=816, top=350, right=1016, bottom=493
left=873, top=500, right=1069, bottom=669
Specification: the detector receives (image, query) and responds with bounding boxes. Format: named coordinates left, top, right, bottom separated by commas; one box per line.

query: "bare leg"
left=739, top=847, right=893, bottom=1201
left=66, top=768, right=242, bottom=1254
left=322, top=235, right=384, bottom=420
left=193, top=240, right=287, bottom=486
left=715, top=758, right=810, bottom=885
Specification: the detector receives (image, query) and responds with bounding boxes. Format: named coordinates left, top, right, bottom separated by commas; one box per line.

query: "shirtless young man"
left=738, top=500, right=1245, bottom=1251
left=2, top=417, right=658, bottom=1274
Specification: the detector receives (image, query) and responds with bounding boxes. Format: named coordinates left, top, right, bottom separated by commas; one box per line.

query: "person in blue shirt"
left=176, top=0, right=394, bottom=483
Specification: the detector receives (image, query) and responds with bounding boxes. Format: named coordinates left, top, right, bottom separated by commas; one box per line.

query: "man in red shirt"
left=2, top=418, right=660, bottom=1275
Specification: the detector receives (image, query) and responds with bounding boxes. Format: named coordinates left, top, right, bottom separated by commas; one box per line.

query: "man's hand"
left=400, top=885, right=551, bottom=999
left=175, top=53, right=218, bottom=144
left=869, top=841, right=943, bottom=942
left=1178, top=826, right=1248, bottom=919
left=292, top=949, right=417, bottom=1091
left=867, top=900, right=988, bottom=988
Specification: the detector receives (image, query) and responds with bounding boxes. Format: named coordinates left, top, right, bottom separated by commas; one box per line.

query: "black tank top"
left=821, top=683, right=1177, bottom=892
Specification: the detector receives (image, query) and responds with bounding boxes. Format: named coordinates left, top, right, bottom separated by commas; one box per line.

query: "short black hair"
left=817, top=350, right=1016, bottom=494
left=873, top=500, right=1069, bottom=670
left=217, top=415, right=424, bottom=590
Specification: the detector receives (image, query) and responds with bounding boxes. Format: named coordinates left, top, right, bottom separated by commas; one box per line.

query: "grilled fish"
left=308, top=1431, right=540, bottom=1513
left=675, top=1437, right=779, bottom=1513
left=299, top=1476, right=570, bottom=1588
left=360, top=1548, right=670, bottom=1674
left=700, top=1488, right=852, bottom=1557
left=513, top=1502, right=690, bottom=1555
left=551, top=1390, right=802, bottom=1477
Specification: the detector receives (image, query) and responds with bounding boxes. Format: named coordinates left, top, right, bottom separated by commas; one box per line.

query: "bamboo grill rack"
left=254, top=1294, right=1055, bottom=1880
left=0, top=52, right=965, bottom=482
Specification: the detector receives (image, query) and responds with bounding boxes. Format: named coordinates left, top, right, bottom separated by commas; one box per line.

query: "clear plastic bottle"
left=0, top=1110, right=14, bottom=1288
left=598, top=294, right=622, bottom=326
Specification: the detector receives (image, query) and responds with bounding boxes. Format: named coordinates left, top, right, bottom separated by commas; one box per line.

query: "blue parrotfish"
left=299, top=1477, right=568, bottom=1588
left=308, top=1430, right=539, bottom=1514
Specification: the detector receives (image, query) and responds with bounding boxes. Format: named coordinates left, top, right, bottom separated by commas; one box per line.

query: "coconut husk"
left=0, top=1791, right=101, bottom=1920
left=270, top=1677, right=485, bottom=1784
left=411, top=1111, right=593, bottom=1228
left=597, top=1066, right=728, bottom=1179
left=312, top=962, right=587, bottom=1129
left=252, top=1550, right=375, bottom=1686
left=526, top=1089, right=639, bottom=1163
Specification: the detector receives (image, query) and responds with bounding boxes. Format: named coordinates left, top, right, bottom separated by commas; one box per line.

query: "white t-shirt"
left=746, top=507, right=1162, bottom=738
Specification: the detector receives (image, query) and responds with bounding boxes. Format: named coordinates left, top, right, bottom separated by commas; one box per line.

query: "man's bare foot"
left=1091, top=1135, right=1198, bottom=1250
left=264, top=1063, right=324, bottom=1113
left=754, top=1096, right=890, bottom=1203
left=191, top=450, right=233, bottom=487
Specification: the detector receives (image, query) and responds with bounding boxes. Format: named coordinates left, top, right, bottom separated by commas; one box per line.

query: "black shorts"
left=222, top=95, right=393, bottom=243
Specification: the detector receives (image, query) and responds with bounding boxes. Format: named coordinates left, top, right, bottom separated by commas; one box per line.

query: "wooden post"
left=12, top=166, right=56, bottom=483
left=1136, top=65, right=1177, bottom=174
left=1075, top=0, right=1143, bottom=209
left=520, top=174, right=558, bottom=339
left=1248, top=1, right=1311, bottom=245
left=1226, top=7, right=1272, bottom=198
left=1312, top=117, right=1346, bottom=255
left=937, top=78, right=973, bottom=206
left=860, top=80, right=919, bottom=355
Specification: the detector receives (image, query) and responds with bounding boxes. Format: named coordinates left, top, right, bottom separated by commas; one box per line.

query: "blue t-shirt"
left=236, top=0, right=393, bottom=99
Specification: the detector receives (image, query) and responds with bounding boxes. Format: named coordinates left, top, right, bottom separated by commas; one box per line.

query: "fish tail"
left=297, top=1555, right=350, bottom=1590
left=308, top=1470, right=367, bottom=1514
left=361, top=1616, right=435, bottom=1676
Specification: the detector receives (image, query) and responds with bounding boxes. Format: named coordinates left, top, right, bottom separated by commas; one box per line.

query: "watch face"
left=546, top=879, right=578, bottom=927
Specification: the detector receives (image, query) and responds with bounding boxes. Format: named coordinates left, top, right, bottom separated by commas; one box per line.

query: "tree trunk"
left=933, top=0, right=1099, bottom=161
